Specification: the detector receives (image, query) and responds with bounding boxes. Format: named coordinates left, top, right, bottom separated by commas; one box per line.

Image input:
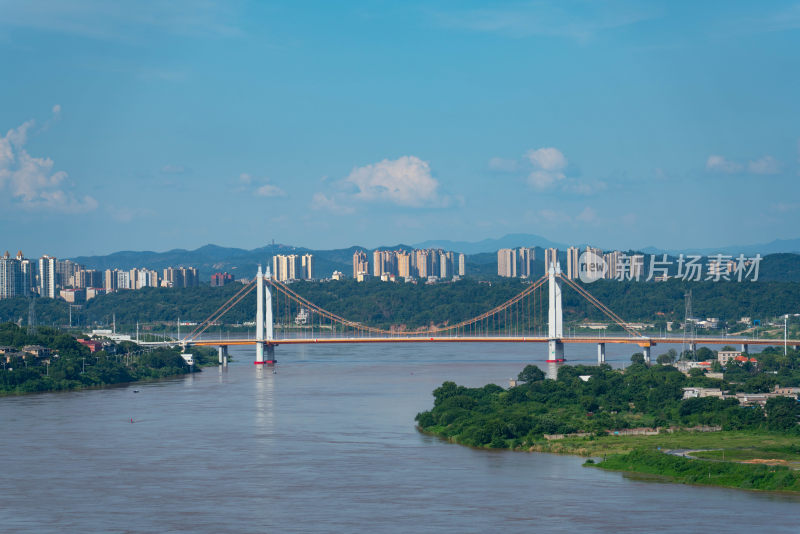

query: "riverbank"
left=420, top=427, right=800, bottom=493
left=415, top=358, right=800, bottom=494
left=586, top=448, right=800, bottom=493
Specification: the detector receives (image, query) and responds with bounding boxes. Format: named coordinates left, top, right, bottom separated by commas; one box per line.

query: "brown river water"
left=1, top=341, right=797, bottom=533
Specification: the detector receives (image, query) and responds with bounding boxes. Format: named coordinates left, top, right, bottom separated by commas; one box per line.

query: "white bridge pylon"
left=254, top=265, right=276, bottom=365
left=547, top=262, right=565, bottom=362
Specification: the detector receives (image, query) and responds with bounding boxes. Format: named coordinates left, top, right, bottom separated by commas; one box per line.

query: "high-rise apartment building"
left=458, top=253, right=465, bottom=277
left=439, top=251, right=453, bottom=279
left=211, top=272, right=234, bottom=286
left=0, top=252, right=22, bottom=299
left=397, top=251, right=411, bottom=278
left=544, top=248, right=558, bottom=271
left=104, top=269, right=118, bottom=292
left=352, top=251, right=369, bottom=279
left=272, top=254, right=307, bottom=281
left=73, top=269, right=102, bottom=289
left=38, top=255, right=57, bottom=298
left=117, top=270, right=132, bottom=289
left=429, top=251, right=440, bottom=279
left=18, top=253, right=35, bottom=296
left=497, top=248, right=517, bottom=277
left=566, top=247, right=580, bottom=280
left=415, top=250, right=429, bottom=278
left=301, top=253, right=313, bottom=280
left=517, top=248, right=534, bottom=278
left=56, top=259, right=82, bottom=288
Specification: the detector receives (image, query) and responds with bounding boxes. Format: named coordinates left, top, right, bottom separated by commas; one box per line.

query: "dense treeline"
left=2, top=278, right=800, bottom=331
left=0, top=323, right=213, bottom=395
left=416, top=354, right=800, bottom=450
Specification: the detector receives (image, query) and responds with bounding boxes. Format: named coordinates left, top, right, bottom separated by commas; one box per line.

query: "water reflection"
left=254, top=365, right=276, bottom=445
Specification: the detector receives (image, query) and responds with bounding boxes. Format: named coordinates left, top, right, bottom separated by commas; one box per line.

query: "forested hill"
left=2, top=278, right=800, bottom=332
left=68, top=245, right=800, bottom=282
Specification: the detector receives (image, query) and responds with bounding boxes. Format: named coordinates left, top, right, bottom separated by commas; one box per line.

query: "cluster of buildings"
left=497, top=248, right=537, bottom=278
left=497, top=246, right=634, bottom=280
left=0, top=251, right=199, bottom=302
left=272, top=254, right=313, bottom=282
left=352, top=249, right=465, bottom=282
left=682, top=384, right=800, bottom=408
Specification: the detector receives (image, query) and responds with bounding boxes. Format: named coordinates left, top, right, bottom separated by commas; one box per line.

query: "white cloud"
left=528, top=170, right=561, bottom=189
left=525, top=147, right=567, bottom=170
left=345, top=155, right=440, bottom=207
left=0, top=116, right=97, bottom=213
left=706, top=154, right=743, bottom=173
left=748, top=155, right=780, bottom=175
left=237, top=172, right=285, bottom=197
left=255, top=184, right=286, bottom=197
left=488, top=157, right=517, bottom=172
left=707, top=154, right=782, bottom=175
left=311, top=192, right=355, bottom=215
left=525, top=147, right=567, bottom=189
left=52, top=104, right=61, bottom=115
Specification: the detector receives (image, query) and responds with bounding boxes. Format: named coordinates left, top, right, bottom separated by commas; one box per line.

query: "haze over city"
left=2, top=1, right=800, bottom=257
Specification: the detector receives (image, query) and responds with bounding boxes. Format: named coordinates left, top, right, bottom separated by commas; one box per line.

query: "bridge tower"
left=264, top=266, right=276, bottom=364
left=255, top=265, right=277, bottom=365
left=547, top=261, right=565, bottom=362
left=255, top=265, right=265, bottom=364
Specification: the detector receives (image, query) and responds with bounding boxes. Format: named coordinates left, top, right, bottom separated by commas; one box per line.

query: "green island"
left=415, top=348, right=800, bottom=493
left=0, top=322, right=217, bottom=395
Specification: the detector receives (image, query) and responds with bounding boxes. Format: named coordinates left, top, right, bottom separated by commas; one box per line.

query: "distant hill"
left=642, top=238, right=800, bottom=256
left=68, top=234, right=800, bottom=282
left=413, top=233, right=566, bottom=254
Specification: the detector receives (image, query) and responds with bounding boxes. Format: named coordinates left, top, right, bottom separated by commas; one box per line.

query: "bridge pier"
left=547, top=339, right=565, bottom=363
left=218, top=345, right=228, bottom=366
left=741, top=344, right=748, bottom=354
left=643, top=346, right=651, bottom=364
left=597, top=343, right=605, bottom=364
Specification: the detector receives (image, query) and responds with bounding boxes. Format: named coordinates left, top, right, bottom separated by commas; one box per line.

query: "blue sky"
left=1, top=0, right=799, bottom=257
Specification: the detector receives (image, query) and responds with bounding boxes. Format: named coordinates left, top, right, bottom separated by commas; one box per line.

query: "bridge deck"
left=184, top=336, right=800, bottom=348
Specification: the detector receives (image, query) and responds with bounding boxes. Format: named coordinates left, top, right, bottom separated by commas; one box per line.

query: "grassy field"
left=525, top=430, right=800, bottom=460
left=587, top=448, right=800, bottom=493
left=529, top=430, right=800, bottom=493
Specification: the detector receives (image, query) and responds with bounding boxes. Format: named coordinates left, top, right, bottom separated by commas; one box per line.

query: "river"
left=1, top=342, right=797, bottom=533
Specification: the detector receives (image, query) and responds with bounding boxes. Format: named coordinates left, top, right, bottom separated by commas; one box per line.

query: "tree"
left=517, top=364, right=545, bottom=383
left=765, top=396, right=800, bottom=432
left=630, top=353, right=645, bottom=365
left=696, top=347, right=714, bottom=362
left=656, top=351, right=676, bottom=365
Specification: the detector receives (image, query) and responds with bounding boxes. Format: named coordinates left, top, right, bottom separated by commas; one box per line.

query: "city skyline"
left=1, top=2, right=799, bottom=257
